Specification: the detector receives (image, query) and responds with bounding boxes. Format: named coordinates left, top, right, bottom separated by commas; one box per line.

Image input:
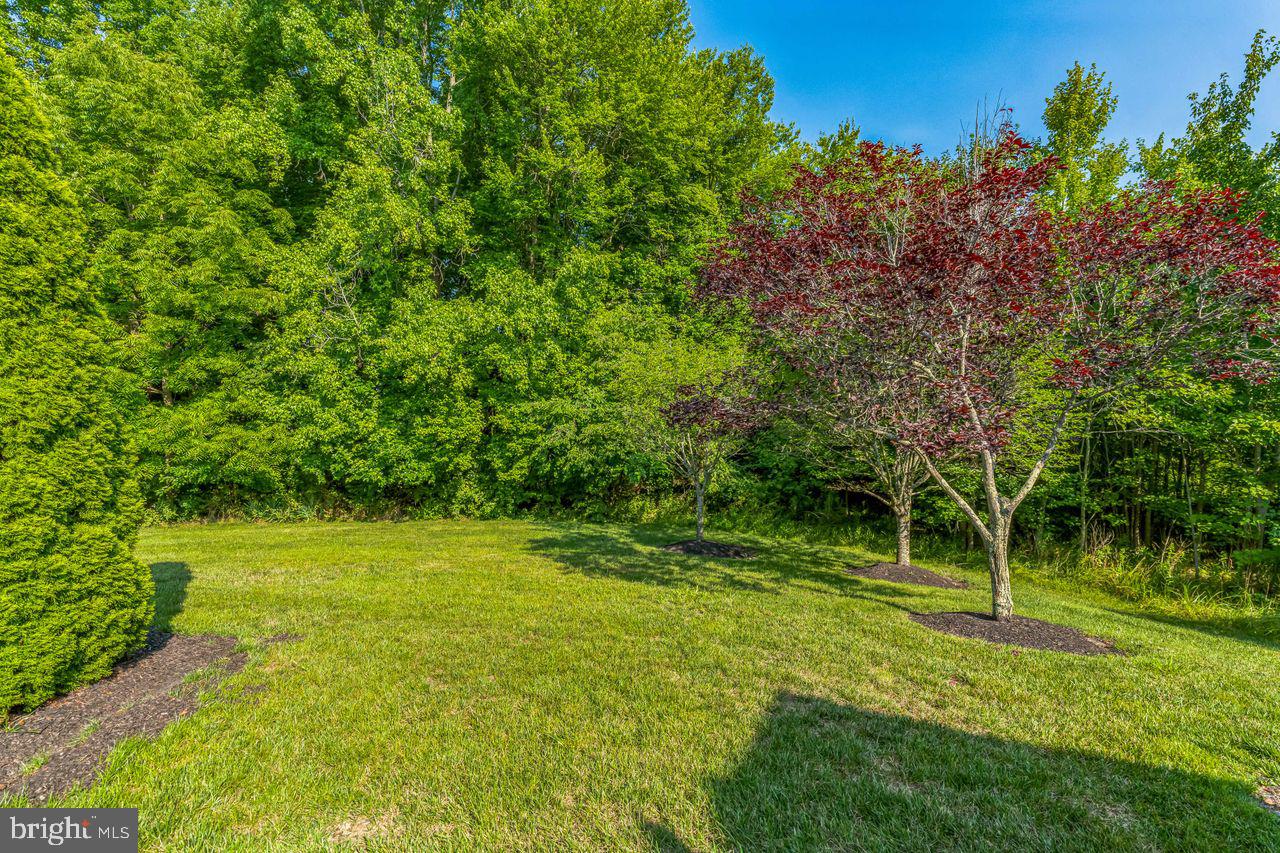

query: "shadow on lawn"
left=646, top=692, right=1279, bottom=851
left=527, top=524, right=933, bottom=607
left=150, top=561, right=191, bottom=632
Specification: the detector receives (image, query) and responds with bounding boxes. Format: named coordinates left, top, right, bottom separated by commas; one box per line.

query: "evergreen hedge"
left=0, top=52, right=153, bottom=711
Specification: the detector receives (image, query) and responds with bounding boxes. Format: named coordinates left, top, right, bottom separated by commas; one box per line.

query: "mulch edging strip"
left=846, top=562, right=969, bottom=590
left=0, top=632, right=246, bottom=803
left=662, top=540, right=757, bottom=559
left=909, top=611, right=1125, bottom=656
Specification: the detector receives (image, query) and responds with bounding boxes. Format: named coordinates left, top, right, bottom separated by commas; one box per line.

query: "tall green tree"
left=1082, top=32, right=1280, bottom=573
left=0, top=52, right=152, bottom=710
left=426, top=0, right=788, bottom=511
left=38, top=30, right=296, bottom=515
left=1139, top=29, right=1280, bottom=236
left=1042, top=62, right=1127, bottom=211
left=266, top=0, right=477, bottom=513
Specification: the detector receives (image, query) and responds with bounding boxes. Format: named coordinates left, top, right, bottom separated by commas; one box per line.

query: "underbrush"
left=1033, top=542, right=1280, bottom=640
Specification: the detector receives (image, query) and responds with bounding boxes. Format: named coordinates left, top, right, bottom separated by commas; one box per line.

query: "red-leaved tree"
left=659, top=379, right=759, bottom=542
left=703, top=130, right=1280, bottom=620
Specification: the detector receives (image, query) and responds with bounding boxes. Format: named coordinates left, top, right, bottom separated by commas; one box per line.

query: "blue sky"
left=687, top=0, right=1280, bottom=153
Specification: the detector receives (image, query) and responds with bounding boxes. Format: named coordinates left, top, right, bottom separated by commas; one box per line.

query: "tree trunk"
left=894, top=505, right=912, bottom=566
left=1254, top=443, right=1266, bottom=548
left=694, top=473, right=706, bottom=542
left=916, top=447, right=1029, bottom=622
left=987, top=512, right=1014, bottom=620
left=1079, top=428, right=1092, bottom=553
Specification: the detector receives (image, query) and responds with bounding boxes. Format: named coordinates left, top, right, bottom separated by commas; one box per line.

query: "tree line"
left=5, top=0, right=791, bottom=521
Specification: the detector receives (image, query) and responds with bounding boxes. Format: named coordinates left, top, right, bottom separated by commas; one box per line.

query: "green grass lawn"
left=23, top=520, right=1280, bottom=850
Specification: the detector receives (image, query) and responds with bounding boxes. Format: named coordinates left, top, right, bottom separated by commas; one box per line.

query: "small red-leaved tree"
left=786, top=416, right=931, bottom=568
left=660, top=380, right=758, bottom=542
left=703, top=130, right=1280, bottom=620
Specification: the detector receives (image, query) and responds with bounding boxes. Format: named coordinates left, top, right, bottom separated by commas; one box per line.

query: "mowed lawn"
left=39, top=520, right=1280, bottom=850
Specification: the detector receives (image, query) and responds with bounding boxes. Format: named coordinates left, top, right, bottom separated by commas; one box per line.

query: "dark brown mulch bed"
left=909, top=611, right=1124, bottom=656
left=0, top=632, right=246, bottom=802
left=846, top=562, right=969, bottom=590
left=662, top=540, right=757, bottom=559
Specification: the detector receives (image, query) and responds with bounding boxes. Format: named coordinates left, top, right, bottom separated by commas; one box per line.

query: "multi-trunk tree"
left=758, top=134, right=933, bottom=568
left=704, top=129, right=1280, bottom=620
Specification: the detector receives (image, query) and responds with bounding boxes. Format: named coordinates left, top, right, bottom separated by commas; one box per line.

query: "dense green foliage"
left=7, top=0, right=789, bottom=520
left=5, top=0, right=1280, bottom=604
left=1040, top=62, right=1127, bottom=210
left=0, top=53, right=151, bottom=710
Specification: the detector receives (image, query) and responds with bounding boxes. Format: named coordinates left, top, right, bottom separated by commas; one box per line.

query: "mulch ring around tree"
left=0, top=632, right=247, bottom=803
left=662, top=540, right=757, bottom=559
left=845, top=562, right=969, bottom=590
left=909, top=611, right=1125, bottom=656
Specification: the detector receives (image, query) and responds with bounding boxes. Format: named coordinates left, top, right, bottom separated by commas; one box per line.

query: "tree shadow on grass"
left=150, top=561, right=191, bottom=632
left=646, top=692, right=1279, bottom=851
left=527, top=523, right=937, bottom=608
